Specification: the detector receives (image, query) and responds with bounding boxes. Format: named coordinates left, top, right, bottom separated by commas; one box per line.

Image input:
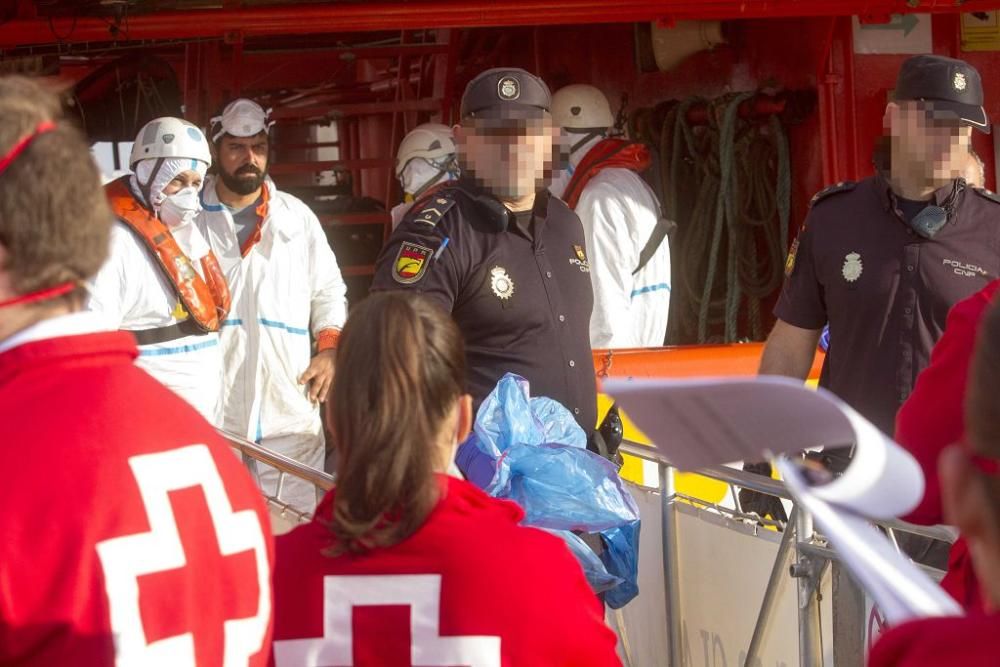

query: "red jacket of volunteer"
left=0, top=322, right=274, bottom=666
left=271, top=475, right=622, bottom=667
left=868, top=614, right=1000, bottom=666
left=894, top=278, right=1000, bottom=610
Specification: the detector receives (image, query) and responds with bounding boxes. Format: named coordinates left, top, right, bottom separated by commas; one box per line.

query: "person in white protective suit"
left=551, top=84, right=672, bottom=349
left=197, top=98, right=348, bottom=510
left=88, top=117, right=230, bottom=424
left=390, top=123, right=459, bottom=228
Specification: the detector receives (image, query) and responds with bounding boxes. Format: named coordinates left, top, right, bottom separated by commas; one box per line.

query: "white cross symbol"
left=273, top=574, right=501, bottom=667
left=96, top=444, right=271, bottom=667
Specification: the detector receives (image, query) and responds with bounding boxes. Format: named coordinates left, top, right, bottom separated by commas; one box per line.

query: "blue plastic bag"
left=456, top=373, right=641, bottom=608
left=472, top=374, right=587, bottom=459
left=600, top=521, right=641, bottom=608
left=545, top=529, right=623, bottom=594
left=490, top=443, right=638, bottom=532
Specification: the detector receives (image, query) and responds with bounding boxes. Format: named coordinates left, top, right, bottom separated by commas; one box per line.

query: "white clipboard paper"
left=778, top=458, right=961, bottom=624
left=604, top=375, right=956, bottom=623
left=603, top=376, right=924, bottom=517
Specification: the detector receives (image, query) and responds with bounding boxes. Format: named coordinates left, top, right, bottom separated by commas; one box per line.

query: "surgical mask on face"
left=158, top=187, right=202, bottom=228
left=399, top=157, right=456, bottom=200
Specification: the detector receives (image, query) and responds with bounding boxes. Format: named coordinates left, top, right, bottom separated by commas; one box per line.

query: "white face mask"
left=158, top=187, right=202, bottom=228
left=399, top=157, right=456, bottom=199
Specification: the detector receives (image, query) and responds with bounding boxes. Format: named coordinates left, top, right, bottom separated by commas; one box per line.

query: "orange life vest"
left=562, top=138, right=652, bottom=210
left=105, top=177, right=231, bottom=333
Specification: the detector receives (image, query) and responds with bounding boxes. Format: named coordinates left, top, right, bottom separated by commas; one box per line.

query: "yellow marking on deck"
left=598, top=394, right=728, bottom=503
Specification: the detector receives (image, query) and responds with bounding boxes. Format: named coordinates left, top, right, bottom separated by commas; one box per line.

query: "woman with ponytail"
left=270, top=291, right=620, bottom=666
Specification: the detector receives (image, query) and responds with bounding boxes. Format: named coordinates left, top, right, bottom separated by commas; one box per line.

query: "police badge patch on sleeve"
left=393, top=241, right=433, bottom=284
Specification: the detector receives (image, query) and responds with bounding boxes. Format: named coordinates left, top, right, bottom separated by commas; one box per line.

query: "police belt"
left=129, top=318, right=209, bottom=346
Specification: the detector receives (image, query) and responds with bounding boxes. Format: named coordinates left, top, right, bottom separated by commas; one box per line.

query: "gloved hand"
left=587, top=403, right=624, bottom=468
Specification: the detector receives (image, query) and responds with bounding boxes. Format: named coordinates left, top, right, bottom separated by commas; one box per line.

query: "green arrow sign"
left=862, top=14, right=920, bottom=37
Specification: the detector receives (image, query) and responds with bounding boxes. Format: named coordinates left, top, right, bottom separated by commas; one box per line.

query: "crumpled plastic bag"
left=456, top=373, right=641, bottom=608
left=490, top=443, right=638, bottom=532
left=471, top=374, right=586, bottom=459
left=599, top=521, right=641, bottom=608
left=544, top=528, right=623, bottom=594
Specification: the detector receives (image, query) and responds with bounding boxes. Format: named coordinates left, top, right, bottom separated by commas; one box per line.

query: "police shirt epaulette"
left=411, top=194, right=457, bottom=227
left=972, top=187, right=1000, bottom=205
left=809, top=181, right=857, bottom=208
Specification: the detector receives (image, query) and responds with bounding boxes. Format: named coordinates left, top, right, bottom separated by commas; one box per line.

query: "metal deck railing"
left=617, top=441, right=952, bottom=667
left=220, top=429, right=334, bottom=525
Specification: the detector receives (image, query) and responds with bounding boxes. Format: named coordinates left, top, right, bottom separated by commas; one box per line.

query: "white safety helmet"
left=395, top=123, right=456, bottom=178
left=210, top=98, right=274, bottom=143
left=129, top=117, right=212, bottom=169
left=551, top=84, right=615, bottom=131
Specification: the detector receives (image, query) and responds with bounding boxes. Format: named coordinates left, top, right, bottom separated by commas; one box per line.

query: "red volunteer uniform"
left=894, top=278, right=1000, bottom=610
left=868, top=614, right=1000, bottom=666
left=271, top=475, right=621, bottom=667
left=0, top=315, right=274, bottom=666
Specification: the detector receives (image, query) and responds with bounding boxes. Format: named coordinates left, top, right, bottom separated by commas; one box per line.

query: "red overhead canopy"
left=1, top=0, right=997, bottom=48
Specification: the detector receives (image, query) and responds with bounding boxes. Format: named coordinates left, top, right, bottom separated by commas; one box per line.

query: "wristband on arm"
left=316, top=328, right=341, bottom=352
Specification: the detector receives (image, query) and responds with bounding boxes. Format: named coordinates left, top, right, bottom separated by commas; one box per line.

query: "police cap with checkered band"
left=895, top=54, right=990, bottom=133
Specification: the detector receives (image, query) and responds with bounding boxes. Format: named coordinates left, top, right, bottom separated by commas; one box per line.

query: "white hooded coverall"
left=88, top=173, right=224, bottom=425
left=198, top=176, right=347, bottom=509
left=554, top=138, right=672, bottom=349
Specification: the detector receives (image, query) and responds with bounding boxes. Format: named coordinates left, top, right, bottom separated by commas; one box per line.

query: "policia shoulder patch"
left=412, top=195, right=456, bottom=227
left=393, top=241, right=434, bottom=284
left=809, top=181, right=856, bottom=208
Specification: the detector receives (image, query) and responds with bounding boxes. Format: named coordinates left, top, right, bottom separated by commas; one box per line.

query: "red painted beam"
left=1, top=1, right=994, bottom=48
left=268, top=158, right=393, bottom=174
left=271, top=98, right=442, bottom=120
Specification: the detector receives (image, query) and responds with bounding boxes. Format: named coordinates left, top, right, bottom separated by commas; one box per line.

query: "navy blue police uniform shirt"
left=776, top=175, right=1000, bottom=435
left=371, top=184, right=598, bottom=433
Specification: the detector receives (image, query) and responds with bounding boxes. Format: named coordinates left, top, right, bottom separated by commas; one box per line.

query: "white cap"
left=552, top=84, right=615, bottom=131
left=210, top=98, right=274, bottom=142
left=129, top=117, right=212, bottom=169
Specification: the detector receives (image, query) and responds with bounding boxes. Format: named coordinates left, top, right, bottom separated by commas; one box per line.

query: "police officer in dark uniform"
left=761, top=54, right=1000, bottom=442
left=370, top=68, right=598, bottom=445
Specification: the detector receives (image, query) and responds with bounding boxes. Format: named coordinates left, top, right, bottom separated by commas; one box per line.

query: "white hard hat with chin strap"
left=210, top=98, right=275, bottom=143
left=552, top=84, right=615, bottom=153
left=395, top=123, right=459, bottom=199
left=129, top=117, right=212, bottom=208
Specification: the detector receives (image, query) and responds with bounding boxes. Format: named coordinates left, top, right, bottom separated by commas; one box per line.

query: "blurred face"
left=161, top=169, right=203, bottom=196
left=887, top=101, right=972, bottom=187
left=455, top=114, right=556, bottom=199
left=963, top=151, right=984, bottom=188
left=216, top=132, right=269, bottom=196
